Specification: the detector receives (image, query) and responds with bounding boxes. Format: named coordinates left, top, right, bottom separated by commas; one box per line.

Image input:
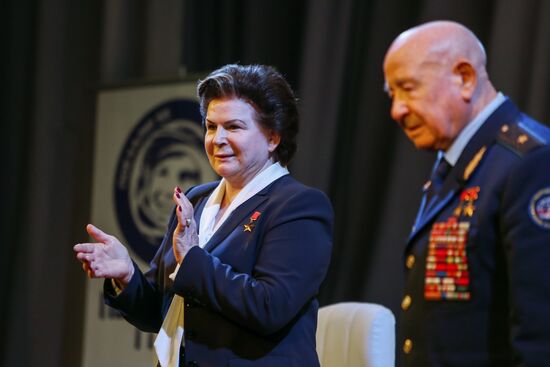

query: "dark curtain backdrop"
left=182, top=0, right=306, bottom=89
left=2, top=0, right=550, bottom=366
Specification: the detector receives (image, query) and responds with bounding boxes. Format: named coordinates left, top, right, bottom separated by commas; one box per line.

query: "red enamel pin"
left=453, top=186, right=481, bottom=217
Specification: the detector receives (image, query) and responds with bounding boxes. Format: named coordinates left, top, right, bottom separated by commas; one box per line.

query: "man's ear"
left=453, top=61, right=477, bottom=102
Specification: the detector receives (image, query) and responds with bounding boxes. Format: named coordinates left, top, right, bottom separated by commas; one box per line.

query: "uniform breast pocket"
left=424, top=217, right=474, bottom=302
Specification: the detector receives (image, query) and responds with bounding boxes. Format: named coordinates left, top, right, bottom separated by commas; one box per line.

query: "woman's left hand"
left=172, top=186, right=199, bottom=263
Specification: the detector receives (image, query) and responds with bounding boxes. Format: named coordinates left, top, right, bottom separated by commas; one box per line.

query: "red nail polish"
left=176, top=186, right=182, bottom=193
left=176, top=193, right=181, bottom=198
left=178, top=206, right=182, bottom=212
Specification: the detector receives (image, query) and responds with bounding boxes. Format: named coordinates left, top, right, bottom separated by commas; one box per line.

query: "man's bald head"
left=385, top=21, right=487, bottom=79
left=383, top=21, right=497, bottom=151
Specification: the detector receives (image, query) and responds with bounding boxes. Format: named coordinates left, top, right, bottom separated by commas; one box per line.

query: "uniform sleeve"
left=500, top=146, right=550, bottom=364
left=172, top=188, right=333, bottom=335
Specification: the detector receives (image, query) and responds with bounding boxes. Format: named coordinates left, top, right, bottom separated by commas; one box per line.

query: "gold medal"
left=243, top=211, right=261, bottom=232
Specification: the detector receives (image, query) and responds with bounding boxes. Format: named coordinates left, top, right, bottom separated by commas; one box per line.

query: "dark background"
left=2, top=0, right=550, bottom=366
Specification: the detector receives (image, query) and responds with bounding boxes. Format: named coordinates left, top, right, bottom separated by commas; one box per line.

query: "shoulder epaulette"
left=496, top=121, right=547, bottom=157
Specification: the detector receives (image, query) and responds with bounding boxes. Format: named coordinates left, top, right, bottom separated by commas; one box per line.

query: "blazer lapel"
left=194, top=196, right=208, bottom=231
left=187, top=181, right=219, bottom=232
left=203, top=193, right=269, bottom=252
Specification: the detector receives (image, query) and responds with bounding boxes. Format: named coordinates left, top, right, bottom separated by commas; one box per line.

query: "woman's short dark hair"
left=197, top=64, right=299, bottom=165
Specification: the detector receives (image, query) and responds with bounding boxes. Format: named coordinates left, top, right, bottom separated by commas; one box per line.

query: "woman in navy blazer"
left=74, top=64, right=333, bottom=367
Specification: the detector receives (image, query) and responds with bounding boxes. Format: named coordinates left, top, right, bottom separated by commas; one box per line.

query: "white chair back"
left=316, top=302, right=395, bottom=367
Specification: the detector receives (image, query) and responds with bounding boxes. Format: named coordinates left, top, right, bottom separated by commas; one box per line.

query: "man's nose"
left=390, top=98, right=409, bottom=122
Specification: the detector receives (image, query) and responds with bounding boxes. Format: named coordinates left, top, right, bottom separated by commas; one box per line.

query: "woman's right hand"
left=172, top=186, right=199, bottom=264
left=73, top=224, right=135, bottom=287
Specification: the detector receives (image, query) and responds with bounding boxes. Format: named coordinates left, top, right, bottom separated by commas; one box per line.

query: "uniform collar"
left=444, top=92, right=506, bottom=166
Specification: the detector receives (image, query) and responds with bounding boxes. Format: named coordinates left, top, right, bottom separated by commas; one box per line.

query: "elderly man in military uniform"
left=383, top=20, right=550, bottom=366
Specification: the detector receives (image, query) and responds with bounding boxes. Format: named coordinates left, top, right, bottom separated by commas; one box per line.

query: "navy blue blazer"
left=401, top=99, right=550, bottom=366
left=105, top=175, right=333, bottom=367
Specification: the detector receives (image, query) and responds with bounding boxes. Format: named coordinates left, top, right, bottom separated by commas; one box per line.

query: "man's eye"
left=402, top=84, right=416, bottom=92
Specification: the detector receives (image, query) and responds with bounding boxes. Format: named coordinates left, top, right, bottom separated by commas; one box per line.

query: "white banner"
left=82, top=81, right=217, bottom=367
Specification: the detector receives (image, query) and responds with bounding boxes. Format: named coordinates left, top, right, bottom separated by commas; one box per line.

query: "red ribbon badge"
left=244, top=211, right=261, bottom=232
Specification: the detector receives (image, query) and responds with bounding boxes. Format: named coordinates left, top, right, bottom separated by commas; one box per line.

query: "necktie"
left=423, top=155, right=452, bottom=213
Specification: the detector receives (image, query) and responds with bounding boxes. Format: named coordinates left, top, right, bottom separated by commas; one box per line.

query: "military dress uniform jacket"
left=104, top=175, right=333, bottom=367
left=401, top=99, right=550, bottom=366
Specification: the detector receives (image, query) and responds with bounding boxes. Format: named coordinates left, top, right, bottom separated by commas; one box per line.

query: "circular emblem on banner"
left=529, top=188, right=550, bottom=229
left=115, top=99, right=218, bottom=262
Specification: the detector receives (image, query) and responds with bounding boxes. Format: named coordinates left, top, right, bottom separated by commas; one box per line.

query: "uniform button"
left=406, top=255, right=415, bottom=269
left=403, top=339, right=413, bottom=354
left=401, top=295, right=412, bottom=311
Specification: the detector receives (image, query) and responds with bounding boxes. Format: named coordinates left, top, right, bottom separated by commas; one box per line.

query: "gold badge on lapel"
left=453, top=186, right=481, bottom=217
left=244, top=211, right=261, bottom=232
